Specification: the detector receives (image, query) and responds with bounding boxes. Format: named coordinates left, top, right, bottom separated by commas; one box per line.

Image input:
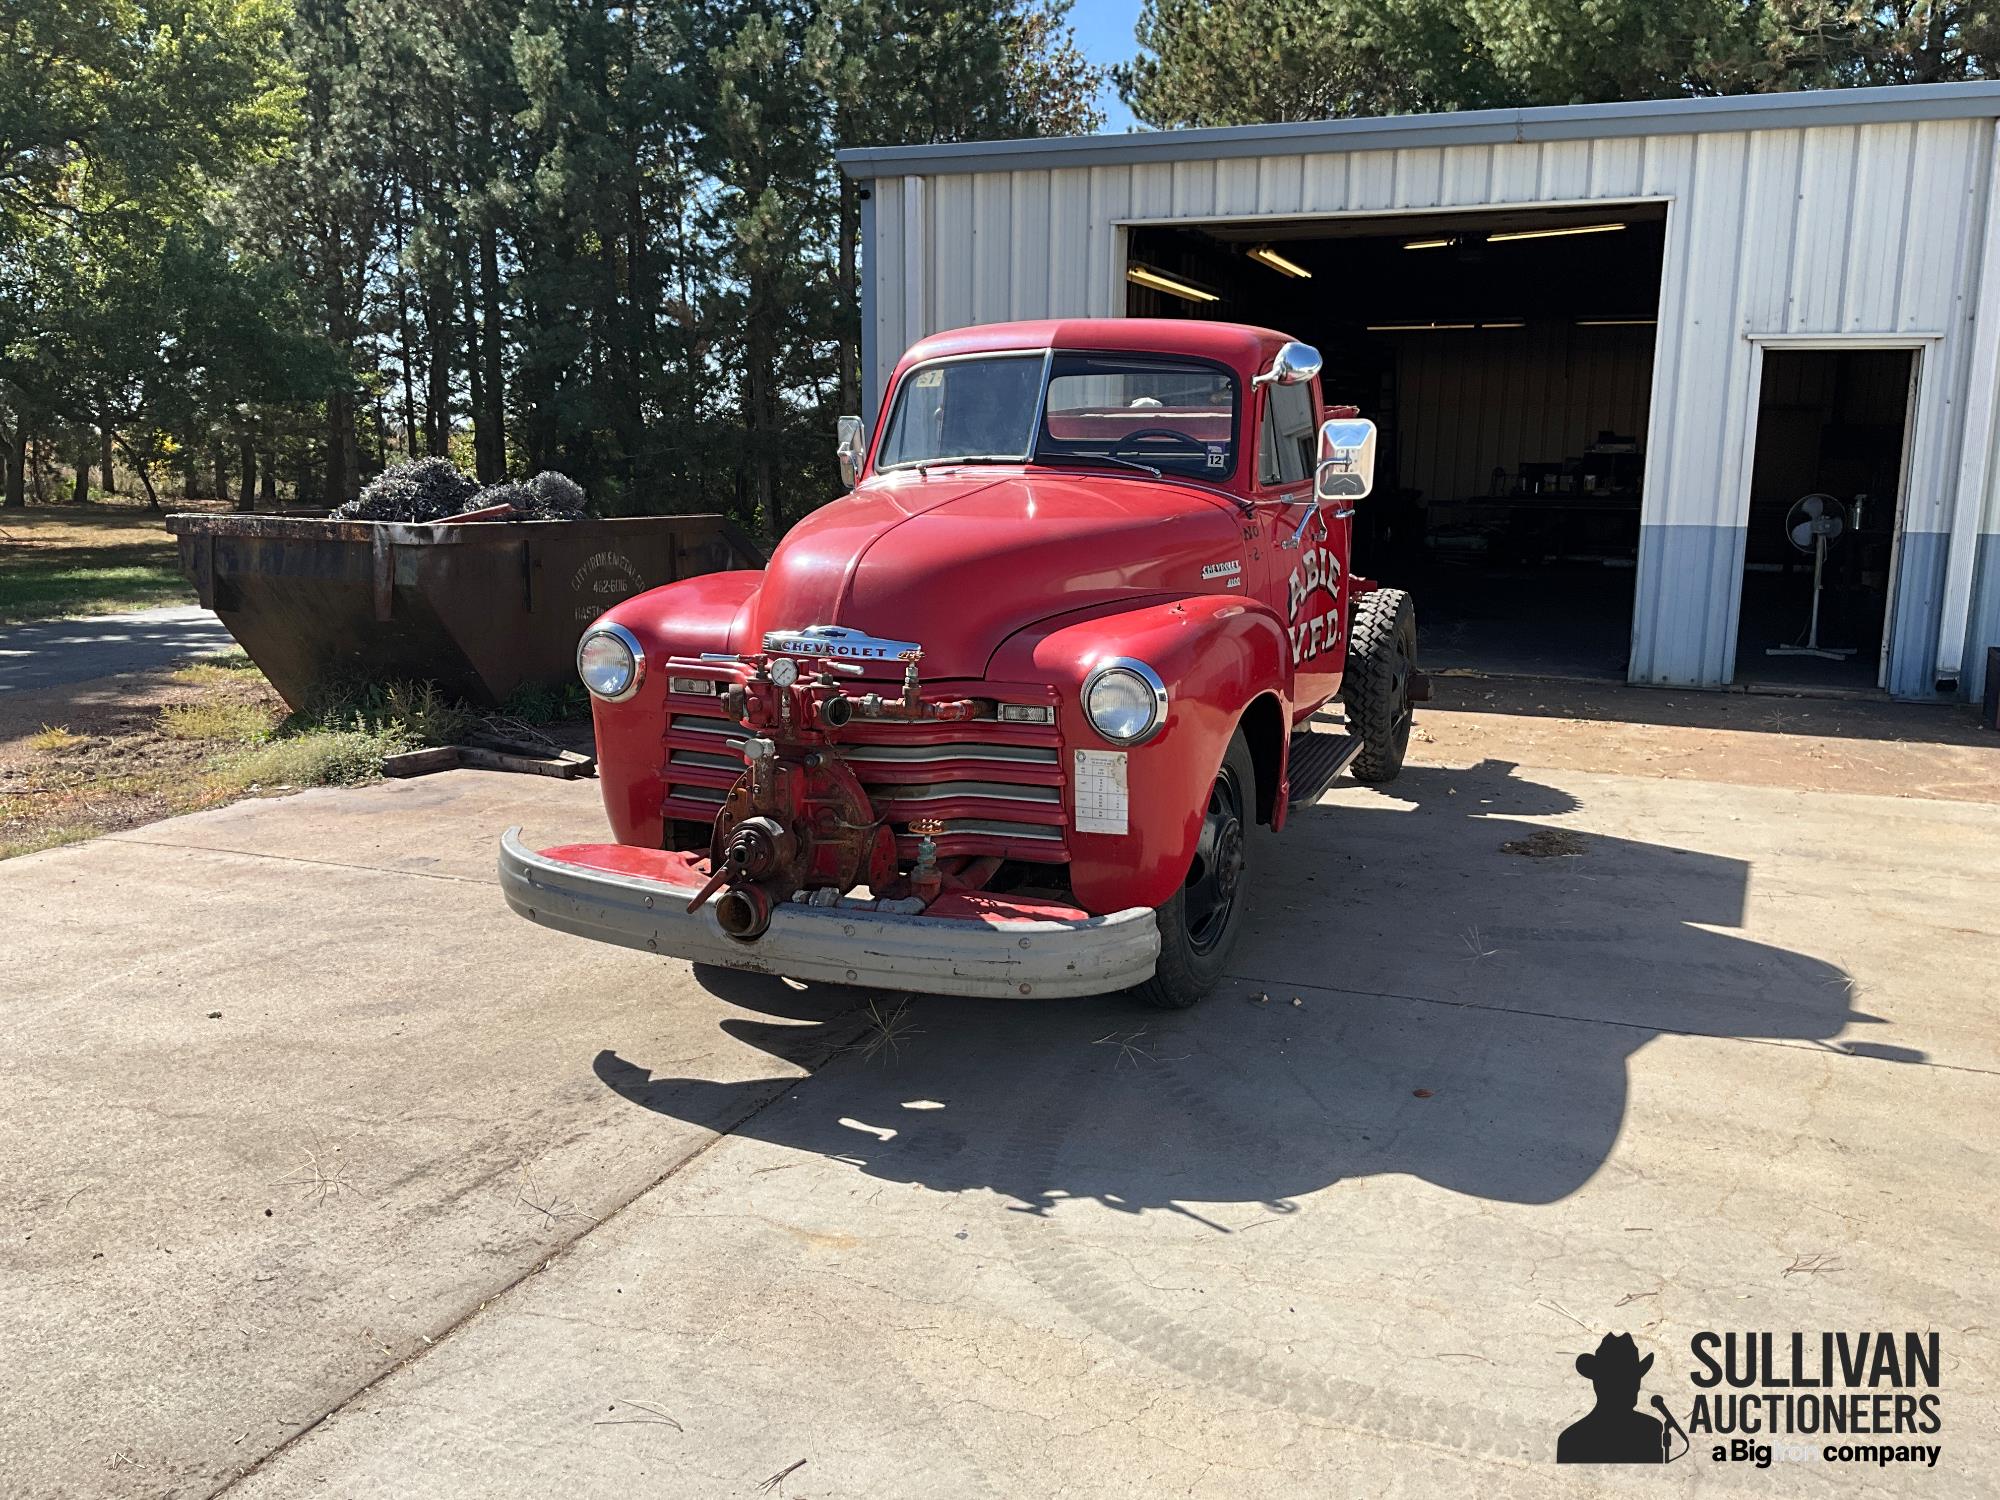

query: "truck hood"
left=745, top=469, right=1245, bottom=680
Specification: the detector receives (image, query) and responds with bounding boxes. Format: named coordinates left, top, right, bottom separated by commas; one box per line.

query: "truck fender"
left=589, top=570, right=763, bottom=844
left=989, top=595, right=1293, bottom=914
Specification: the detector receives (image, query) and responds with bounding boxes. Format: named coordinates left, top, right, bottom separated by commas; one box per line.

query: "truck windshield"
left=1037, top=354, right=1237, bottom=479
left=875, top=350, right=1239, bottom=477
left=876, top=354, right=1046, bottom=468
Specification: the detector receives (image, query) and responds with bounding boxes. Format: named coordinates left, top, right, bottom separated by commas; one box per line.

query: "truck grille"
left=662, top=699, right=1068, bottom=861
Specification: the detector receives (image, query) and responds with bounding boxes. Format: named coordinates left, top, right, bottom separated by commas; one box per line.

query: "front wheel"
left=1133, top=731, right=1255, bottom=1010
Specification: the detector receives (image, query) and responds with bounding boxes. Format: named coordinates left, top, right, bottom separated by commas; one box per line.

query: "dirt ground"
left=0, top=656, right=289, bottom=857
left=1417, top=672, right=1999, bottom=802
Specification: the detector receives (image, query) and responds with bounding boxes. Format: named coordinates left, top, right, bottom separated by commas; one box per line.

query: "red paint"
left=539, top=843, right=708, bottom=888
left=579, top=318, right=1374, bottom=916
left=536, top=843, right=1091, bottom=926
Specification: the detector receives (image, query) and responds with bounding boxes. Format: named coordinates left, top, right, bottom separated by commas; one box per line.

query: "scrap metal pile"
left=330, top=459, right=589, bottom=523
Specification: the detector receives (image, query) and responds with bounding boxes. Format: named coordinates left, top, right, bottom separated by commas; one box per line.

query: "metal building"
left=838, top=83, right=2000, bottom=701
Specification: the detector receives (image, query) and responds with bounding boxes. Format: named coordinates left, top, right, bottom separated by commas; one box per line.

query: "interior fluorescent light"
left=1247, top=245, right=1311, bottom=279
left=1481, top=321, right=1526, bottom=329
left=1576, top=317, right=1657, bottom=326
left=1366, top=321, right=1476, bottom=332
left=1403, top=237, right=1452, bottom=250
left=1126, top=265, right=1220, bottom=304
left=1487, top=222, right=1627, bottom=243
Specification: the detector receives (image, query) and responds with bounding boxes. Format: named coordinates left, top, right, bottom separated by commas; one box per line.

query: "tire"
left=1342, top=587, right=1417, bottom=785
left=1133, top=731, right=1256, bottom=1010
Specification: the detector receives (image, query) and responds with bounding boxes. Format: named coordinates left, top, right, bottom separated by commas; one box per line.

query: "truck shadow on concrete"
left=593, top=759, right=1914, bottom=1217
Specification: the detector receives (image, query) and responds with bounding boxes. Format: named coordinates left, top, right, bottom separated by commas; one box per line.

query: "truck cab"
left=500, top=319, right=1422, bottom=1008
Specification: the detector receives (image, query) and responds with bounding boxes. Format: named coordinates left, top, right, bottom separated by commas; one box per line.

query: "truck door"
left=1252, top=378, right=1350, bottom=717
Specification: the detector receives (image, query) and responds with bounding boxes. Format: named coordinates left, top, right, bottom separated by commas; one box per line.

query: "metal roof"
left=838, top=80, right=2000, bottom=179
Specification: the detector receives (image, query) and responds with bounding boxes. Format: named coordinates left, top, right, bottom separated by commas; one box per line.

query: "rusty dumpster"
left=165, top=513, right=765, bottom=710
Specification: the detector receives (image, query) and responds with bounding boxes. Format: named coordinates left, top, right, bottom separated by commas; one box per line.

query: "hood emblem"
left=762, top=624, right=923, bottom=662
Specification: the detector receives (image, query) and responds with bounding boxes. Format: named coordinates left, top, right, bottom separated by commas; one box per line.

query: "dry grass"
left=168, top=654, right=257, bottom=688
left=0, top=646, right=482, bottom=859
left=853, top=997, right=921, bottom=1063
left=0, top=651, right=363, bottom=860
left=25, top=724, right=83, bottom=753
left=160, top=699, right=277, bottom=744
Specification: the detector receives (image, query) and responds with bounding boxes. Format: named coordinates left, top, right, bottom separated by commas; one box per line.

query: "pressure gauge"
left=767, top=657, right=800, bottom=688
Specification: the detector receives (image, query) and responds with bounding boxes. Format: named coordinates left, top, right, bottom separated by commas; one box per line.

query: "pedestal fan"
left=1766, top=492, right=1855, bottom=660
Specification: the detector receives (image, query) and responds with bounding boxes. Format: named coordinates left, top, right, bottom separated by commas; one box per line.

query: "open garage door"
left=1126, top=207, right=1667, bottom=682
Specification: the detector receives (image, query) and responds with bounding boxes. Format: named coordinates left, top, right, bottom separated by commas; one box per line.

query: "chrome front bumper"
left=498, top=828, right=1159, bottom=999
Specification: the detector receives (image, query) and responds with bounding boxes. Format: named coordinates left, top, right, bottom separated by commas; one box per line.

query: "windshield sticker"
left=1205, top=444, right=1226, bottom=470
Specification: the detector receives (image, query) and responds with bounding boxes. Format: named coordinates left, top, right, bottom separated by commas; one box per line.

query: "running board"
left=1287, top=728, right=1364, bottom=805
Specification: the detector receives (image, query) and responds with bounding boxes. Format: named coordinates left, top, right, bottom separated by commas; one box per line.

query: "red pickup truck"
left=501, top=318, right=1423, bottom=1008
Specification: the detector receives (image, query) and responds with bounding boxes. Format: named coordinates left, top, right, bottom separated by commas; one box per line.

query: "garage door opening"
left=1732, top=349, right=1914, bottom=692
left=1126, top=208, right=1667, bottom=680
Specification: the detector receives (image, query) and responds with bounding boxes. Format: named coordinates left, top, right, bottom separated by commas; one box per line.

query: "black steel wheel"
left=1134, top=731, right=1256, bottom=1010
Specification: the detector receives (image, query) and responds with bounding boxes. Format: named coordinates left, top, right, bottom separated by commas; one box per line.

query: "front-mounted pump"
left=644, top=627, right=987, bottom=939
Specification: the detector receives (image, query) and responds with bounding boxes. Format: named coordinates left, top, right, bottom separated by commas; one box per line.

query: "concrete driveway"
left=0, top=606, right=234, bottom=694
left=2, top=751, right=1994, bottom=1497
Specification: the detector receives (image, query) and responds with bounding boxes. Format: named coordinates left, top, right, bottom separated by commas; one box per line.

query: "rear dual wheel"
left=1134, top=732, right=1255, bottom=1011
left=1342, top=587, right=1417, bottom=785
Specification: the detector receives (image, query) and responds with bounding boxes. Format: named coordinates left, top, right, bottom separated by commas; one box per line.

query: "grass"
left=1, top=609, right=529, bottom=858
left=852, top=997, right=922, bottom=1063
left=216, top=728, right=407, bottom=790
left=0, top=504, right=200, bottom=622
left=0, top=649, right=493, bottom=858
left=501, top=679, right=591, bottom=725
left=284, top=677, right=478, bottom=747
left=0, top=822, right=102, bottom=858
left=161, top=699, right=277, bottom=744
left=168, top=649, right=264, bottom=688
left=26, top=725, right=83, bottom=753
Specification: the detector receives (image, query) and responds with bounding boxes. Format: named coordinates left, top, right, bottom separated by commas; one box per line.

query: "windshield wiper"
left=908, top=454, right=1028, bottom=474
left=1036, top=450, right=1163, bottom=479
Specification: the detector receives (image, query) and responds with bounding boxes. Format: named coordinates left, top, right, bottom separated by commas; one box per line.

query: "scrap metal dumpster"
left=166, top=513, right=765, bottom=710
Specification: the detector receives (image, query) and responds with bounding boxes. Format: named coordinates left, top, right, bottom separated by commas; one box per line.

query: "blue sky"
left=1067, top=0, right=1144, bottom=133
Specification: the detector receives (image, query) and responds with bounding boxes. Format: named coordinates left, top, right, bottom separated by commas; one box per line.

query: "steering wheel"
left=1115, top=426, right=1204, bottom=447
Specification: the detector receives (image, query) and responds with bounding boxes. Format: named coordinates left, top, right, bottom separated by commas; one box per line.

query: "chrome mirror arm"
left=1280, top=496, right=1322, bottom=550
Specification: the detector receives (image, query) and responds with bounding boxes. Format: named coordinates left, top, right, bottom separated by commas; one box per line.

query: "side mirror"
left=1255, top=341, right=1324, bottom=388
left=1315, top=417, right=1376, bottom=502
left=837, top=415, right=866, bottom=489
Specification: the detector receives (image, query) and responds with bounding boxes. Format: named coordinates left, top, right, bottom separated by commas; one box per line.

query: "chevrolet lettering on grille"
left=762, top=625, right=923, bottom=662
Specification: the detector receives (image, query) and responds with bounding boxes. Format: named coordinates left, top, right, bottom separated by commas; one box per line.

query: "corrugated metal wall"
left=1388, top=322, right=1654, bottom=505
left=862, top=119, right=2000, bottom=695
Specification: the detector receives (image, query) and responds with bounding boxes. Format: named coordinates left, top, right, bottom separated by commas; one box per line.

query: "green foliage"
left=1, top=0, right=1106, bottom=523
left=283, top=678, right=478, bottom=748
left=220, top=728, right=402, bottom=788
left=500, top=678, right=590, bottom=725
left=1120, top=0, right=2000, bottom=127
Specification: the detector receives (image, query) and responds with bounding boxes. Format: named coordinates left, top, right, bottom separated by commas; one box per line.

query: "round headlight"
left=577, top=623, right=644, bottom=702
left=1082, top=659, right=1167, bottom=745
